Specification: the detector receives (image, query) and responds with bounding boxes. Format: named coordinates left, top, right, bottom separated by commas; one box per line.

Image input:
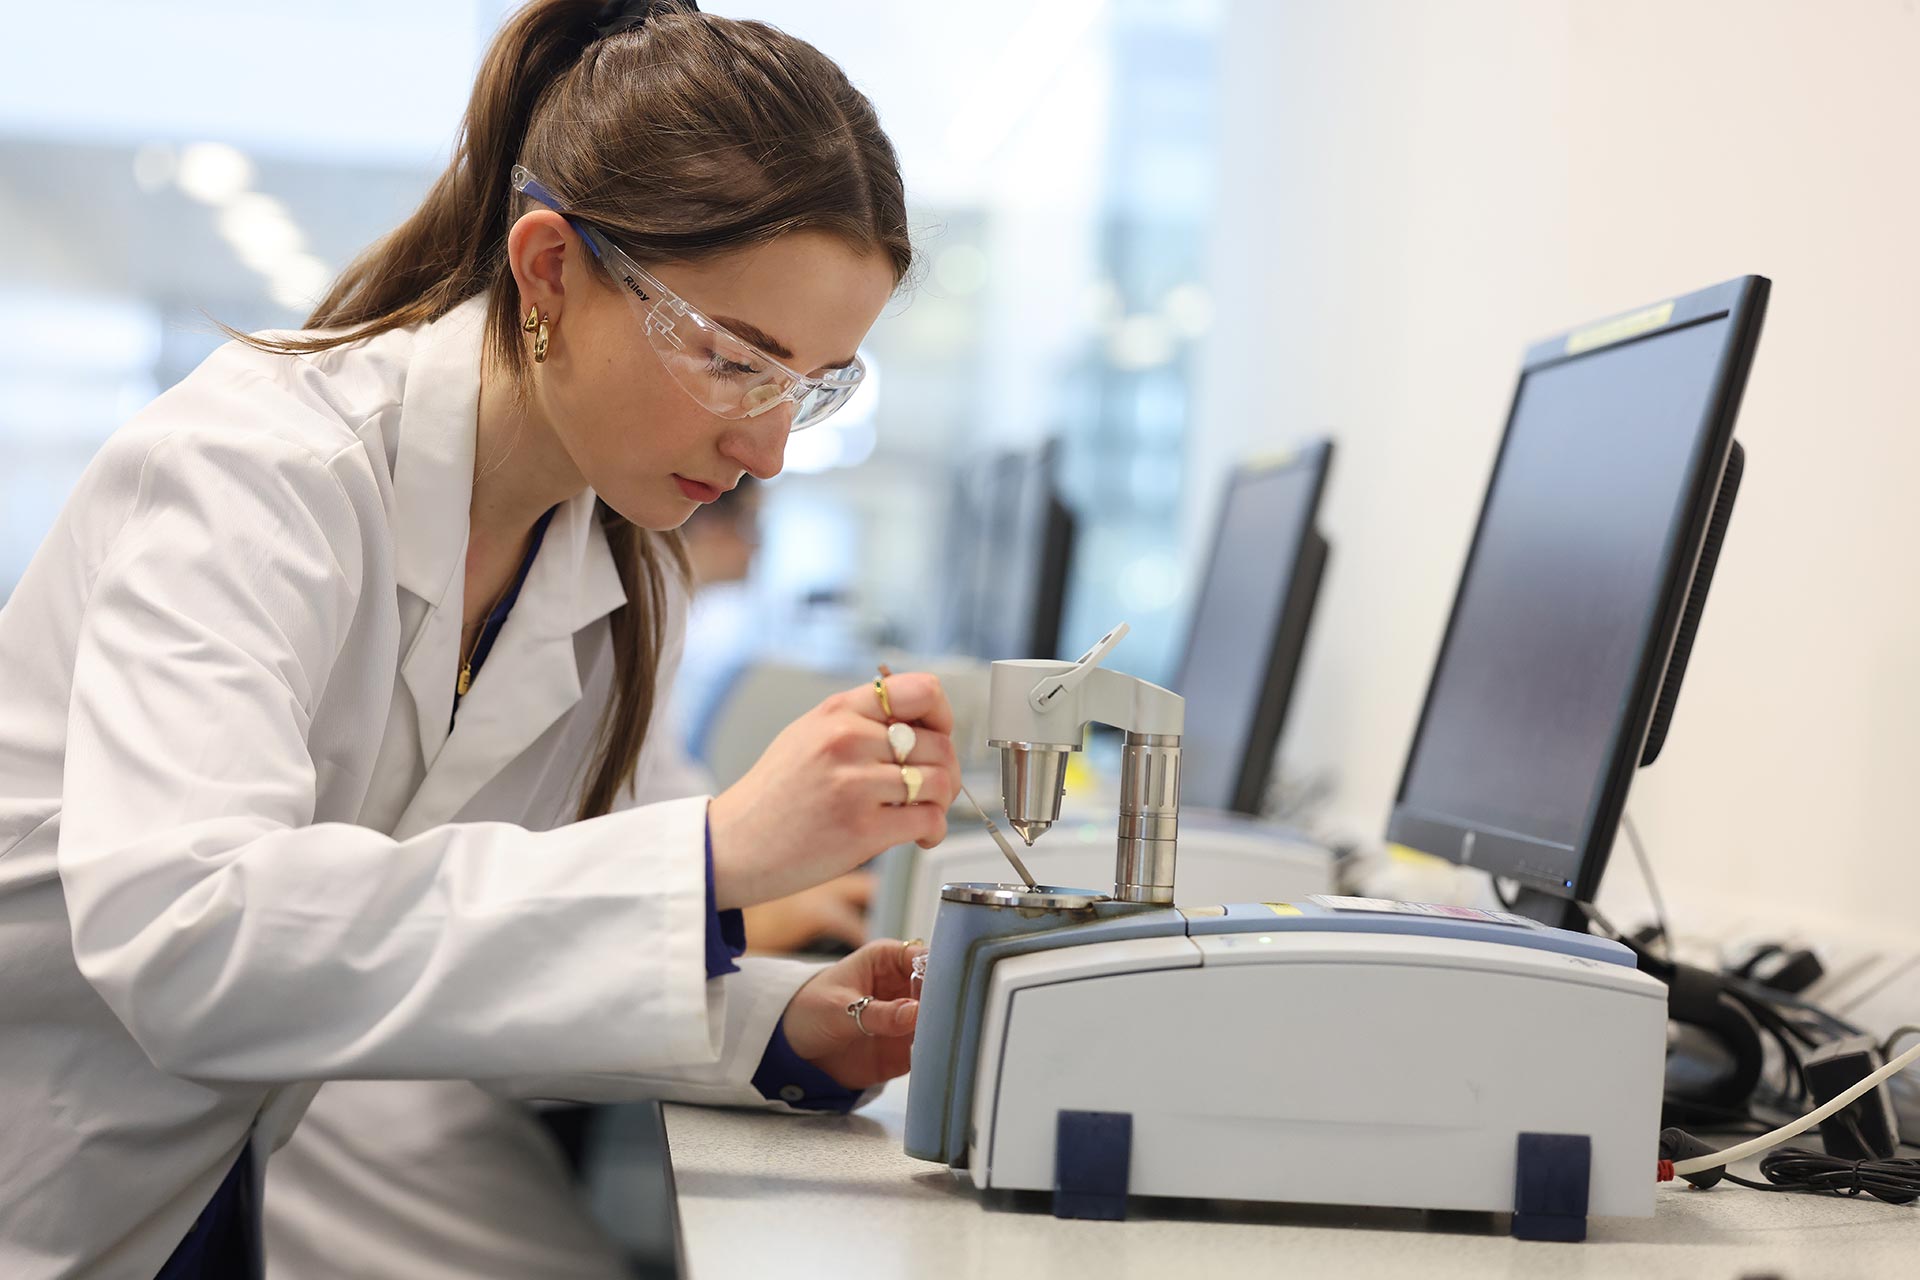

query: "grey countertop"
left=661, top=1079, right=1919, bottom=1279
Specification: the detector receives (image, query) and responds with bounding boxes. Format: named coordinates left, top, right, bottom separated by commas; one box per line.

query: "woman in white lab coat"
left=0, top=2, right=953, bottom=1276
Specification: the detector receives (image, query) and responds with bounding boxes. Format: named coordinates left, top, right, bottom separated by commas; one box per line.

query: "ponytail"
left=302, top=1, right=611, bottom=338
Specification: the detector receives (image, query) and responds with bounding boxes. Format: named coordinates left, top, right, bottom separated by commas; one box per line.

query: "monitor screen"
left=1173, top=444, right=1331, bottom=814
left=967, top=441, right=1074, bottom=662
left=1390, top=276, right=1768, bottom=906
left=933, top=456, right=999, bottom=656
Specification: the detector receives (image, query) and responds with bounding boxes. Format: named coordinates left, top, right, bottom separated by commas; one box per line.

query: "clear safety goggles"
left=511, top=165, right=867, bottom=432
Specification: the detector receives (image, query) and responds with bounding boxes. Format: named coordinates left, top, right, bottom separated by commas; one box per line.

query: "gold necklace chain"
left=457, top=571, right=520, bottom=698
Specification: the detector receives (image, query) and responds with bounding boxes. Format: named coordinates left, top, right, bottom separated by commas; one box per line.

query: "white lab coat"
left=0, top=295, right=818, bottom=1279
left=260, top=746, right=747, bottom=1280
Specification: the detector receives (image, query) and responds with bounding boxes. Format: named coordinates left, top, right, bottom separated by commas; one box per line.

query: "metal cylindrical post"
left=1115, top=732, right=1180, bottom=903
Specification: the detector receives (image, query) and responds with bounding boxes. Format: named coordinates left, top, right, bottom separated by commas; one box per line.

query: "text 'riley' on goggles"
left=511, top=164, right=867, bottom=432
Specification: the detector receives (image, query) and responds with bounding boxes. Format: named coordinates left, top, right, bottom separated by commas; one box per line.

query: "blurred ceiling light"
left=218, top=193, right=306, bottom=270
left=1162, top=282, right=1213, bottom=338
left=175, top=142, right=255, bottom=205
left=132, top=143, right=177, bottom=193
left=180, top=145, right=334, bottom=315
left=932, top=244, right=989, bottom=297
left=1109, top=314, right=1174, bottom=370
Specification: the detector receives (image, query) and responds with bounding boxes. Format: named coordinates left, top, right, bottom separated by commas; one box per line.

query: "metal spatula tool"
left=958, top=781, right=1038, bottom=890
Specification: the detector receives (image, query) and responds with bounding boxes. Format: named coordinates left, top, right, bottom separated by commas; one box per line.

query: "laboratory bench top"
left=659, top=1078, right=1916, bottom=1280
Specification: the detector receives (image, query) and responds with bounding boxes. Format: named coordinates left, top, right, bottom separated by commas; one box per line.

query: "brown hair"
left=231, top=0, right=914, bottom=819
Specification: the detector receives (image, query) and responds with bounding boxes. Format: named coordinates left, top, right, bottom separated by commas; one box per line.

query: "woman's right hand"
left=706, top=672, right=959, bottom=910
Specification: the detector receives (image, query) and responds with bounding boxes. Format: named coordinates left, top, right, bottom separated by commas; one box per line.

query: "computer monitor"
left=940, top=440, right=1077, bottom=662
left=1171, top=441, right=1335, bottom=815
left=1386, top=276, right=1769, bottom=930
left=933, top=455, right=1001, bottom=656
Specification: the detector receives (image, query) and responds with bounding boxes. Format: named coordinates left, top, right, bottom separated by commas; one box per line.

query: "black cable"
left=1581, top=825, right=1868, bottom=1055
left=1732, top=986, right=1820, bottom=1051
left=1734, top=943, right=1782, bottom=980
left=1724, top=988, right=1811, bottom=1104
left=1666, top=1123, right=1920, bottom=1205
left=1726, top=1147, right=1920, bottom=1205
left=1720, top=975, right=1865, bottom=1039
left=1595, top=824, right=1918, bottom=1158
left=1491, top=877, right=1518, bottom=912
left=1883, top=1025, right=1920, bottom=1058
left=1581, top=901, right=1815, bottom=1104
left=1660, top=1095, right=1771, bottom=1132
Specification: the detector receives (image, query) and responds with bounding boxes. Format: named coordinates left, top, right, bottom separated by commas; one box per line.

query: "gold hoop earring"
left=533, top=315, right=551, bottom=364
left=523, top=305, right=539, bottom=333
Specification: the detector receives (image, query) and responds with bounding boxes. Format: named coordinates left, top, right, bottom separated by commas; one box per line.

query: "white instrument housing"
left=965, top=929, right=1667, bottom=1219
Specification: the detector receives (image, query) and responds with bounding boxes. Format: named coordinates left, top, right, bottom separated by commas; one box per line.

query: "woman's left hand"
left=780, top=938, right=927, bottom=1091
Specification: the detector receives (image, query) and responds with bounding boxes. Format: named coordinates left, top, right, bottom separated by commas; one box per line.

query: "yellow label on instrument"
left=1263, top=902, right=1304, bottom=916
left=1566, top=301, right=1674, bottom=355
left=1181, top=905, right=1228, bottom=918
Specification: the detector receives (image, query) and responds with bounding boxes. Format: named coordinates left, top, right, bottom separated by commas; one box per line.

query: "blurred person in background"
left=673, top=478, right=876, bottom=956
left=0, top=2, right=955, bottom=1276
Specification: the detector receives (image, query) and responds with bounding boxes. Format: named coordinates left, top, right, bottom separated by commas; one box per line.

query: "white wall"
left=1199, top=0, right=1920, bottom=938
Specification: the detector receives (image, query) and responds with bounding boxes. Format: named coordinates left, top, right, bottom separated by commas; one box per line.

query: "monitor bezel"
left=1385, top=276, right=1770, bottom=904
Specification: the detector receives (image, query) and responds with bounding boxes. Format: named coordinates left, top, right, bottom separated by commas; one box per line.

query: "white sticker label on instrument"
left=1309, top=895, right=1538, bottom=928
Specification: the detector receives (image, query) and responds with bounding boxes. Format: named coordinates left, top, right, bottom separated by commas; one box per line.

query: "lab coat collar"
left=391, top=295, right=484, bottom=609
left=393, top=494, right=623, bottom=837
left=385, top=294, right=630, bottom=796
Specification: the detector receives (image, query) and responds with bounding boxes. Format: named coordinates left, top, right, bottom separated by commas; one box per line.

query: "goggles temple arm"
left=512, top=167, right=611, bottom=266
left=511, top=166, right=862, bottom=419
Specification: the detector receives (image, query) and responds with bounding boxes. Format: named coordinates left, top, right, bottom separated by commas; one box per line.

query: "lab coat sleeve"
left=58, top=430, right=723, bottom=1084
left=474, top=957, right=878, bottom=1112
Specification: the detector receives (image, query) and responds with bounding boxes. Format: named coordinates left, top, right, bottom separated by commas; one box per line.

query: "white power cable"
left=1672, top=1038, right=1920, bottom=1176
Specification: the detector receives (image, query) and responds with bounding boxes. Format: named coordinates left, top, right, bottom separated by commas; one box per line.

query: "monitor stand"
left=1506, top=886, right=1587, bottom=933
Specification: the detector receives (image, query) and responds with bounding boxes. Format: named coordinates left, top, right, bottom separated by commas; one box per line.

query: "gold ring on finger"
left=899, top=764, right=923, bottom=805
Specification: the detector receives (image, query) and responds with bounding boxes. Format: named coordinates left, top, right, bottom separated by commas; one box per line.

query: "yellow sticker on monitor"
left=1262, top=903, right=1304, bottom=916
left=1387, top=842, right=1447, bottom=866
left=1566, top=301, right=1674, bottom=355
left=1243, top=448, right=1299, bottom=472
